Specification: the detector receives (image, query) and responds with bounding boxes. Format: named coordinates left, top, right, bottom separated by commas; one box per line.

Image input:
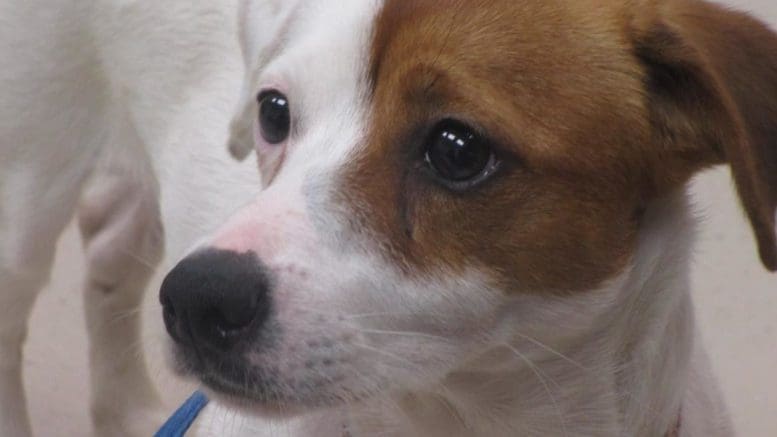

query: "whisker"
left=513, top=332, right=590, bottom=372
left=342, top=311, right=419, bottom=320
left=117, top=247, right=160, bottom=270
left=104, top=308, right=144, bottom=325
left=502, top=344, right=570, bottom=437
left=357, top=329, right=452, bottom=342
left=351, top=341, right=421, bottom=370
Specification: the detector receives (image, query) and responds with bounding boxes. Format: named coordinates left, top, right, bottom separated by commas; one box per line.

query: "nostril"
left=161, top=295, right=184, bottom=343
left=161, top=296, right=175, bottom=318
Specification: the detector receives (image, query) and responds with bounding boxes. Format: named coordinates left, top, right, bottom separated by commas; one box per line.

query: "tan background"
left=22, top=1, right=777, bottom=436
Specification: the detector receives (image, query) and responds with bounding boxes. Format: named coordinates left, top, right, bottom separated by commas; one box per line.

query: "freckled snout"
left=160, top=249, right=271, bottom=352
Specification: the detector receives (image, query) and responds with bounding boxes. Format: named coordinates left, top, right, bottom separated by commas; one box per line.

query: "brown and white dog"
left=156, top=0, right=777, bottom=436
left=1, top=0, right=773, bottom=436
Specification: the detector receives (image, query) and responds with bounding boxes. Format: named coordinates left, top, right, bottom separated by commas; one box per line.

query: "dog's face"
left=161, top=0, right=777, bottom=414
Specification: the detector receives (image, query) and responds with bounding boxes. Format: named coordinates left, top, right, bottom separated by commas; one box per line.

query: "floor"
left=20, top=1, right=777, bottom=436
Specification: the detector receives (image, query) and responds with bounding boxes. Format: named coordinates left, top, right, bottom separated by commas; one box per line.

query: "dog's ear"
left=631, top=0, right=777, bottom=271
left=228, top=84, right=257, bottom=162
left=229, top=0, right=299, bottom=162
left=236, top=0, right=290, bottom=72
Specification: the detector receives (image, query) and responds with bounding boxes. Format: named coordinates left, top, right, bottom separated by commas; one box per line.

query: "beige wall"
left=723, top=0, right=777, bottom=22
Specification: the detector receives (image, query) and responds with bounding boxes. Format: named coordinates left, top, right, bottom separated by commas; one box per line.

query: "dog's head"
left=161, top=0, right=777, bottom=415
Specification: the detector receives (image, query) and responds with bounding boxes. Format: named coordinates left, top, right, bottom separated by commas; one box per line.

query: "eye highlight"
left=424, top=119, right=498, bottom=188
left=258, top=90, right=291, bottom=145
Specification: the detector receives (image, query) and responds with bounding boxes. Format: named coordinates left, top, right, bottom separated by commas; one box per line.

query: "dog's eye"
left=258, top=90, right=291, bottom=144
left=425, top=120, right=497, bottom=187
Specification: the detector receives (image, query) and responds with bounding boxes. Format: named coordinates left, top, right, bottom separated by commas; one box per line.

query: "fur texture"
left=1, top=1, right=775, bottom=437
left=187, top=1, right=777, bottom=436
left=0, top=0, right=244, bottom=435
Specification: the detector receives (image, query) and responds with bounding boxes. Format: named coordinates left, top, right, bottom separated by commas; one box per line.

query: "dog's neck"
left=347, top=193, right=696, bottom=437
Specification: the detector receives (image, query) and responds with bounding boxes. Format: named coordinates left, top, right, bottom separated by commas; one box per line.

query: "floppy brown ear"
left=631, top=0, right=777, bottom=271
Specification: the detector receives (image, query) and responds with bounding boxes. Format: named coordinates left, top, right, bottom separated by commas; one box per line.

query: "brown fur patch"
left=638, top=0, right=777, bottom=270
left=340, top=0, right=777, bottom=294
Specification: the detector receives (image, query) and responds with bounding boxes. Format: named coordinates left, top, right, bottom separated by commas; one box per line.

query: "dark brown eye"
left=425, top=120, right=496, bottom=186
left=258, top=91, right=291, bottom=144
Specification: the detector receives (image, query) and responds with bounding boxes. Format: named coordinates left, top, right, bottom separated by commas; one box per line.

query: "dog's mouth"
left=169, top=335, right=381, bottom=415
left=170, top=344, right=292, bottom=407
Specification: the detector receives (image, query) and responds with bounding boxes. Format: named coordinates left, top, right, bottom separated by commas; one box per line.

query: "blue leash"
left=155, top=391, right=210, bottom=437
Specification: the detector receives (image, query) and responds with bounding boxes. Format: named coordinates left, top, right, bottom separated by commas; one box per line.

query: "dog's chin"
left=167, top=351, right=361, bottom=419
left=196, top=374, right=368, bottom=421
left=199, top=385, right=310, bottom=420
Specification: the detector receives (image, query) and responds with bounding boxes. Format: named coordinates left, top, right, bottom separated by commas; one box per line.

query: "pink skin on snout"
left=207, top=185, right=322, bottom=321
left=210, top=186, right=313, bottom=259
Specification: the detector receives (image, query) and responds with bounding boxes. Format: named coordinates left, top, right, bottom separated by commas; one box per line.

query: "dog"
left=158, top=0, right=777, bottom=436
left=0, top=0, right=247, bottom=435
left=1, top=1, right=774, bottom=437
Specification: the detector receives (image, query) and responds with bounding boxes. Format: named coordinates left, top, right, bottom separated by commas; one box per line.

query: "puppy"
left=160, top=0, right=777, bottom=436
left=0, top=1, right=244, bottom=435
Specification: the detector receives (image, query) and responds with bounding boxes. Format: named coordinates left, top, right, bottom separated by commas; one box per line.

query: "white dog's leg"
left=0, top=170, right=91, bottom=437
left=0, top=257, right=50, bottom=437
left=77, top=130, right=166, bottom=436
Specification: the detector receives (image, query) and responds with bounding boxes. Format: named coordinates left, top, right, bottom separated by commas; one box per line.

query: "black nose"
left=160, top=249, right=271, bottom=351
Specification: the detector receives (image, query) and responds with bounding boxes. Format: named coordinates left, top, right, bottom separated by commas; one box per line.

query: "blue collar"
left=155, top=391, right=210, bottom=437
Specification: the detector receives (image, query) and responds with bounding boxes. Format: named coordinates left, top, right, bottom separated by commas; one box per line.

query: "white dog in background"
left=0, top=1, right=248, bottom=435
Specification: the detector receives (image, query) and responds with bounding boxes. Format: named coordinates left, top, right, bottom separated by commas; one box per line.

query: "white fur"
left=189, top=2, right=734, bottom=436
left=0, top=1, right=740, bottom=436
left=0, top=0, right=246, bottom=435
